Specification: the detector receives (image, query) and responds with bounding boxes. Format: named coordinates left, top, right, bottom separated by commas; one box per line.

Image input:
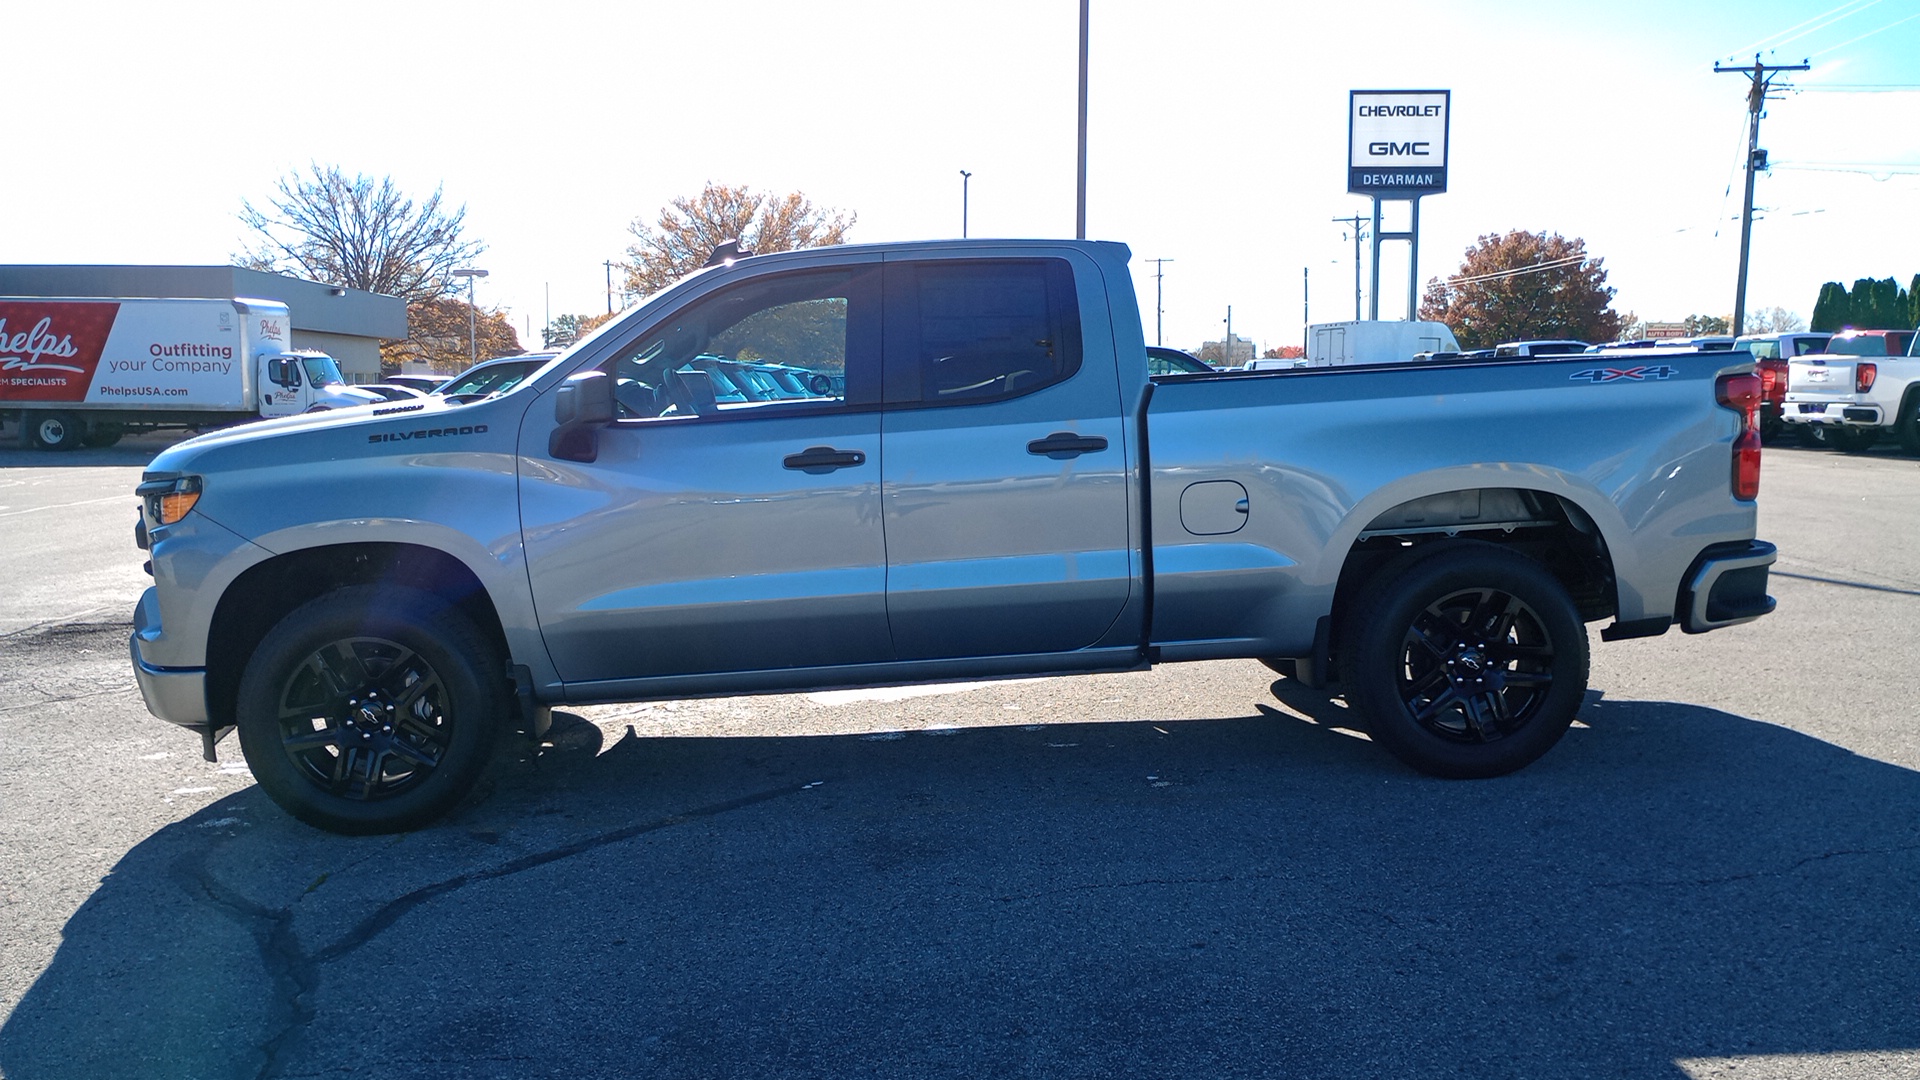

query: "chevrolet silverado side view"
left=130, top=240, right=1777, bottom=834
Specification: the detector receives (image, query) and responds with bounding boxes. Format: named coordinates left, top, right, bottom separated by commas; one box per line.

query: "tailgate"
left=1786, top=357, right=1859, bottom=405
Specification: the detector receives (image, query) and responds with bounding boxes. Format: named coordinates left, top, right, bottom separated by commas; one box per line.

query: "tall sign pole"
left=1348, top=90, right=1450, bottom=321
left=1145, top=257, right=1173, bottom=346
left=1076, top=0, right=1089, bottom=240
left=1715, top=56, right=1806, bottom=337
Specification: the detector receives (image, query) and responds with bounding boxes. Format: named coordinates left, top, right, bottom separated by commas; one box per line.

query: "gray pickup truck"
left=130, top=240, right=1777, bottom=834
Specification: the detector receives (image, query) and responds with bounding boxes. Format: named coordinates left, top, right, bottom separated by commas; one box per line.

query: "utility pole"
left=1332, top=214, right=1369, bottom=321
left=1716, top=54, right=1807, bottom=337
left=603, top=260, right=617, bottom=314
left=1302, top=266, right=1309, bottom=354
left=1075, top=0, right=1089, bottom=240
left=1145, top=257, right=1174, bottom=346
left=1223, top=305, right=1232, bottom=366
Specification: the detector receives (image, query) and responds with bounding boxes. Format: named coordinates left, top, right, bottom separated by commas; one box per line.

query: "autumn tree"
left=239, top=164, right=483, bottom=305
left=542, top=311, right=621, bottom=348
left=1264, top=344, right=1306, bottom=359
left=1417, top=230, right=1622, bottom=349
left=379, top=298, right=523, bottom=375
left=1683, top=314, right=1731, bottom=335
left=624, top=182, right=854, bottom=297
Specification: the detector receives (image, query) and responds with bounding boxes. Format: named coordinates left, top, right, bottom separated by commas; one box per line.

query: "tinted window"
left=1828, top=336, right=1890, bottom=357
left=887, top=259, right=1082, bottom=405
left=602, top=266, right=879, bottom=420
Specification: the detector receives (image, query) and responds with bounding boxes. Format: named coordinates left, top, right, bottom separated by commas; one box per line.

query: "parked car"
left=130, top=239, right=1775, bottom=833
left=1493, top=340, right=1590, bottom=358
left=1146, top=347, right=1215, bottom=375
left=434, top=353, right=561, bottom=403
left=1736, top=332, right=1831, bottom=441
left=1781, top=329, right=1920, bottom=453
left=386, top=374, right=452, bottom=394
left=357, top=383, right=430, bottom=403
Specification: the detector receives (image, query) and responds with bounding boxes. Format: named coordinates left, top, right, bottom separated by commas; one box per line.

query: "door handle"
left=783, top=445, right=867, bottom=473
left=1026, top=432, right=1109, bottom=458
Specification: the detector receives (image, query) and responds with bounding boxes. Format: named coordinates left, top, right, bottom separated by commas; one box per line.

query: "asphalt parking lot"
left=1, top=435, right=1917, bottom=1080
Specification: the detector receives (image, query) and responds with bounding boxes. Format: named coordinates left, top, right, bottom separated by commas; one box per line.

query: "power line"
left=1809, top=10, right=1920, bottom=56
left=1440, top=254, right=1589, bottom=287
left=1724, top=0, right=1881, bottom=60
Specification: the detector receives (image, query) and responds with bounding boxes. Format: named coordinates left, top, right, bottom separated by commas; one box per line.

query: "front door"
left=521, top=262, right=891, bottom=685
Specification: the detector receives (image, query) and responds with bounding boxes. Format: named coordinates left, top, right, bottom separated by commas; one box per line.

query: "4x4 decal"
left=1570, top=365, right=1678, bottom=383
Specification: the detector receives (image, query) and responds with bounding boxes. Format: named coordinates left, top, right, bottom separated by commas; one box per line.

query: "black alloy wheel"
left=236, top=586, right=504, bottom=833
left=1340, top=543, right=1589, bottom=779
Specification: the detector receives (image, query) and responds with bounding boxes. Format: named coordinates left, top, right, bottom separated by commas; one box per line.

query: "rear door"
left=878, top=254, right=1134, bottom=660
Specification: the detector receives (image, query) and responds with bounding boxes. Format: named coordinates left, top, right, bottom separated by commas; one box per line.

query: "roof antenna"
left=704, top=239, right=753, bottom=268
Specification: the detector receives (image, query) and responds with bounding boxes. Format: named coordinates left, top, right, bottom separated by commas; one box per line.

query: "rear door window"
left=883, top=259, right=1082, bottom=406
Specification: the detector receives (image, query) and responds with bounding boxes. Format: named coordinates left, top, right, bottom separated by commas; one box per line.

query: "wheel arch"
left=1324, top=478, right=1624, bottom=659
left=203, top=542, right=512, bottom=731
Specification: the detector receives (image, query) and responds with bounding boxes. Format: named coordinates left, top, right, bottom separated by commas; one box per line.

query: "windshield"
left=300, top=355, right=345, bottom=387
left=1827, top=336, right=1888, bottom=357
left=439, top=361, right=542, bottom=398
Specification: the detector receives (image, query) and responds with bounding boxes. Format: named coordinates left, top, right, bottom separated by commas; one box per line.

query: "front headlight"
left=137, top=474, right=202, bottom=526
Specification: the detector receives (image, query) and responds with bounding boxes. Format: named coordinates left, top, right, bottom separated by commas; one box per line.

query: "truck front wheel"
left=1897, top=391, right=1920, bottom=456
left=1338, top=543, right=1589, bottom=779
left=30, top=413, right=83, bottom=451
left=234, top=586, right=506, bottom=834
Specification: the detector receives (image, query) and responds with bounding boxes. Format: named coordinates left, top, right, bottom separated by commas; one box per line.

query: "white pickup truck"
left=129, top=240, right=1778, bottom=833
left=1780, top=329, right=1920, bottom=453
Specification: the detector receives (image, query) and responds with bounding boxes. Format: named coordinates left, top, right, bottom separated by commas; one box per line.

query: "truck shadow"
left=6, top=695, right=1918, bottom=1079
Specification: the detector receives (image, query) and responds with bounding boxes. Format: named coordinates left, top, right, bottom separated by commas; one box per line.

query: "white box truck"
left=1308, top=320, right=1461, bottom=367
left=0, top=297, right=378, bottom=449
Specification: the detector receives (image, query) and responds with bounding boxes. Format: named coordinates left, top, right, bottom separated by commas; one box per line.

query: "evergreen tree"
left=1909, top=274, right=1920, bottom=328
left=1809, top=282, right=1848, bottom=332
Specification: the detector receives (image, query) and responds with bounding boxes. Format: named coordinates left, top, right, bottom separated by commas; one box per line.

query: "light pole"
left=1075, top=0, right=1089, bottom=240
left=451, top=268, right=488, bottom=367
left=960, top=170, right=972, bottom=237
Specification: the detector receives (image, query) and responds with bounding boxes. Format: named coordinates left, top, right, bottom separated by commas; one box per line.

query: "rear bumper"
left=1781, top=401, right=1883, bottom=426
left=1680, top=540, right=1777, bottom=634
left=130, top=588, right=208, bottom=728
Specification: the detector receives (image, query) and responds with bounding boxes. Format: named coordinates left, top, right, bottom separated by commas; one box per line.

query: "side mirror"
left=549, top=371, right=616, bottom=462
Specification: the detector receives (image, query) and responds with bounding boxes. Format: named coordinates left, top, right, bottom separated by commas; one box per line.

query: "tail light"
left=1716, top=372, right=1763, bottom=501
left=1856, top=362, right=1878, bottom=393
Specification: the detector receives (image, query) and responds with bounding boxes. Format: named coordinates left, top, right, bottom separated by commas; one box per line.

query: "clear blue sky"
left=8, top=0, right=1918, bottom=351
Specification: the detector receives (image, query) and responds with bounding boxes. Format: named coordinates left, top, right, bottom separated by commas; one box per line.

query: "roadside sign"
left=1349, top=90, right=1450, bottom=196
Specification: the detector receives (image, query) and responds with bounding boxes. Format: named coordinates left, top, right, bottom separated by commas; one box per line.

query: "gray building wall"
left=0, top=266, right=407, bottom=382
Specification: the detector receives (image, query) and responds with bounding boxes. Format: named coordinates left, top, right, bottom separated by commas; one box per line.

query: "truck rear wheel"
left=30, top=413, right=83, bottom=451
left=1830, top=427, right=1878, bottom=454
left=234, top=585, right=506, bottom=834
left=1338, top=542, right=1588, bottom=779
left=81, top=423, right=124, bottom=448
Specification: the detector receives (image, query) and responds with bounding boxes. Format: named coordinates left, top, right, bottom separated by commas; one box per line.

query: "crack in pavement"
left=1591, top=842, right=1920, bottom=890
left=171, top=781, right=813, bottom=1080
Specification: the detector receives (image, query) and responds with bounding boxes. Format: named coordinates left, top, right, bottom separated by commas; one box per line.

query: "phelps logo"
left=1570, top=365, right=1678, bottom=383
left=368, top=424, right=488, bottom=443
left=0, top=301, right=119, bottom=402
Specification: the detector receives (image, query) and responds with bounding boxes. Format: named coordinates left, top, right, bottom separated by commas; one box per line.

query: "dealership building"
left=0, top=266, right=406, bottom=382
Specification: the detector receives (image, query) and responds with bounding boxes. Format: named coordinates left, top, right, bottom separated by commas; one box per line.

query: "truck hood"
left=146, top=395, right=519, bottom=475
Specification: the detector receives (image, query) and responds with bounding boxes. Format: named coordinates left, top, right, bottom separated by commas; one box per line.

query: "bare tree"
left=239, top=165, right=483, bottom=305
left=624, top=182, right=854, bottom=297
left=1745, top=305, right=1807, bottom=334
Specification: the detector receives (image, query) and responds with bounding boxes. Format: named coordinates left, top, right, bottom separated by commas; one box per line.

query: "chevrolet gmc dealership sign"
left=1349, top=90, right=1450, bottom=196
